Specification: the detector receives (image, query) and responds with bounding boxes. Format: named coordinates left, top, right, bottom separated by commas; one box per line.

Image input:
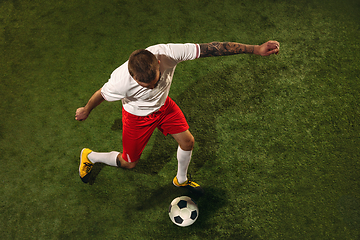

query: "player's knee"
left=189, top=136, right=195, bottom=149
left=116, top=154, right=138, bottom=169
left=124, top=161, right=138, bottom=169
left=182, top=135, right=195, bottom=151
left=118, top=160, right=138, bottom=169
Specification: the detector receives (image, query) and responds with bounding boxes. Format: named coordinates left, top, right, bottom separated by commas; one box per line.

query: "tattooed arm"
left=199, top=41, right=280, bottom=58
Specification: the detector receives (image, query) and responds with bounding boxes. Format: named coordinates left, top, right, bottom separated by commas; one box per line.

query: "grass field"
left=1, top=0, right=359, bottom=239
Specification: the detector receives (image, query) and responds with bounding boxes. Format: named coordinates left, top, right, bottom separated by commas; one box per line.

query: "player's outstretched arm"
left=199, top=41, right=280, bottom=58
left=75, top=88, right=104, bottom=121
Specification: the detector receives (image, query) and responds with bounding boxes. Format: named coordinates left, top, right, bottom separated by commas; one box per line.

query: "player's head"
left=128, top=49, right=160, bottom=89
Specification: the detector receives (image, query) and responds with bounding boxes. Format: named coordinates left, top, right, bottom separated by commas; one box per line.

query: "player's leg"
left=82, top=150, right=138, bottom=168
left=158, top=97, right=203, bottom=194
left=171, top=130, right=203, bottom=194
left=79, top=149, right=139, bottom=183
left=156, top=98, right=194, bottom=184
left=171, top=130, right=194, bottom=184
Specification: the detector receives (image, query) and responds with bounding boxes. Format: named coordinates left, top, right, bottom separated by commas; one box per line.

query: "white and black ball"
left=169, top=196, right=199, bottom=227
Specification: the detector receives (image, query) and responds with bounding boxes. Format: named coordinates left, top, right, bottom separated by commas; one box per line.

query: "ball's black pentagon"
left=174, top=216, right=184, bottom=224
left=190, top=210, right=198, bottom=220
left=177, top=200, right=187, bottom=209
left=168, top=205, right=172, bottom=213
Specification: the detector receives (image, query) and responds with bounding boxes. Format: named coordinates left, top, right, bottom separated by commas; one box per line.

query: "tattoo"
left=200, top=42, right=254, bottom=58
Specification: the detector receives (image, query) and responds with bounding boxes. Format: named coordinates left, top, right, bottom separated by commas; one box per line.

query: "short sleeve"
left=101, top=81, right=125, bottom=102
left=100, top=62, right=130, bottom=102
left=146, top=43, right=200, bottom=63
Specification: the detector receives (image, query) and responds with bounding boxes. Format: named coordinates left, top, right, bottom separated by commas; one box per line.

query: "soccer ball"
left=169, top=196, right=199, bottom=227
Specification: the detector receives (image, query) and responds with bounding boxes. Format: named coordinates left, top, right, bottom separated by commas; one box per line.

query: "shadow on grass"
left=88, top=163, right=106, bottom=185
left=134, top=184, right=227, bottom=212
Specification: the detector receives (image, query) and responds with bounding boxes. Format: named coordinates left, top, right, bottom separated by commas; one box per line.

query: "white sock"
left=176, top=146, right=192, bottom=184
left=88, top=151, right=120, bottom=167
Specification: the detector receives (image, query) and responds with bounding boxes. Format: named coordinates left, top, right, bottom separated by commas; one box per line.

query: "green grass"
left=1, top=0, right=359, bottom=239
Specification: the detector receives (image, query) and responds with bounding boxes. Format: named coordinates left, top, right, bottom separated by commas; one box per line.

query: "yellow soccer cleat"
left=79, top=148, right=94, bottom=183
left=173, top=176, right=204, bottom=195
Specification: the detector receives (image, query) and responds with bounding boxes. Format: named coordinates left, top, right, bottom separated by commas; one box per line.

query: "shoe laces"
left=83, top=162, right=93, bottom=173
left=186, top=174, right=200, bottom=187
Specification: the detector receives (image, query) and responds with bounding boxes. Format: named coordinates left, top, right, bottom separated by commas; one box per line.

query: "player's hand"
left=75, top=107, right=89, bottom=121
left=256, top=41, right=280, bottom=56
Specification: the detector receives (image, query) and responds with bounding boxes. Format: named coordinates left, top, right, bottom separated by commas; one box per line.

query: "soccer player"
left=75, top=41, right=280, bottom=193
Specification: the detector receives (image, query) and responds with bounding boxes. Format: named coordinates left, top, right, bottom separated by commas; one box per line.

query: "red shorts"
left=121, top=97, right=189, bottom=163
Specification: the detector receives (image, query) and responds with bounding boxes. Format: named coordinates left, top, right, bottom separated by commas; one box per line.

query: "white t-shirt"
left=101, top=43, right=200, bottom=116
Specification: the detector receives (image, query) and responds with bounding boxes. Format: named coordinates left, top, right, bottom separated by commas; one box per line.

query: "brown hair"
left=128, top=49, right=159, bottom=83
